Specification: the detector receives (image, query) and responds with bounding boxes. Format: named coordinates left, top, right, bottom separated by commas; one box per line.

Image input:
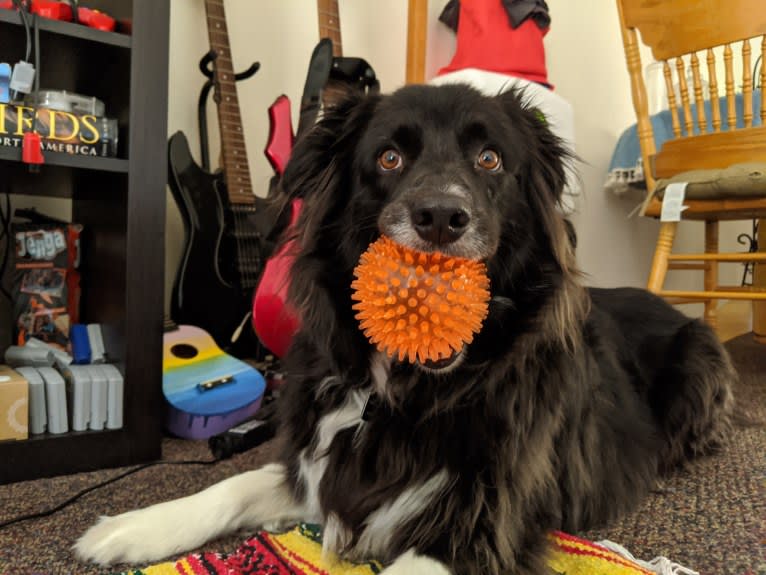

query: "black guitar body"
left=168, top=130, right=273, bottom=357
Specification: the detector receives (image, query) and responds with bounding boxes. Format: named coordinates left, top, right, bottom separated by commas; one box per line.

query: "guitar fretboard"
left=317, top=0, right=343, bottom=57
left=163, top=315, right=178, bottom=333
left=204, top=0, right=255, bottom=206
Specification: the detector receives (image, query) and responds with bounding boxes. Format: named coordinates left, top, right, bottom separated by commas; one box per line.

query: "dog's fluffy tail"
left=651, top=320, right=737, bottom=472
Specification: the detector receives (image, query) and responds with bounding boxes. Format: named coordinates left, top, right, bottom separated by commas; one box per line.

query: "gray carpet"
left=584, top=333, right=766, bottom=575
left=0, top=333, right=763, bottom=575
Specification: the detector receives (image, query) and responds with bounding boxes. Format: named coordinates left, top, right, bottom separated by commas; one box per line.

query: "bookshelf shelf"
left=0, top=147, right=129, bottom=173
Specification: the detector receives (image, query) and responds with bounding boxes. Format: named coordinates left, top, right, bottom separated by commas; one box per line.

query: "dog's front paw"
left=74, top=509, right=186, bottom=566
left=381, top=550, right=452, bottom=575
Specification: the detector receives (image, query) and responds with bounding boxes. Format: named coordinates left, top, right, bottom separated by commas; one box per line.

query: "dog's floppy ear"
left=495, top=90, right=585, bottom=345
left=276, top=91, right=380, bottom=358
left=495, top=90, right=569, bottom=208
left=499, top=90, right=580, bottom=264
left=279, top=91, right=379, bottom=249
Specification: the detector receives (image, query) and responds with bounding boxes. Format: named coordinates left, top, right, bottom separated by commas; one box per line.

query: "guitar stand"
left=197, top=49, right=260, bottom=172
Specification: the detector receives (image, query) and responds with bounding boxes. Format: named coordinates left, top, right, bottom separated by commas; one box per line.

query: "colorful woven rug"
left=116, top=523, right=655, bottom=575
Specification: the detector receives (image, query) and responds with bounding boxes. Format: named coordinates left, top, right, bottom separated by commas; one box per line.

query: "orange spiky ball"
left=351, top=236, right=490, bottom=364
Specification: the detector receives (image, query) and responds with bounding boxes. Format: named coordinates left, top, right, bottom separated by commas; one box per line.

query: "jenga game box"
left=12, top=222, right=82, bottom=351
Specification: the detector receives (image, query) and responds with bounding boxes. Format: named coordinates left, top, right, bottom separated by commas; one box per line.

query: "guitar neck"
left=204, top=0, right=254, bottom=206
left=163, top=315, right=178, bottom=332
left=317, top=0, right=343, bottom=57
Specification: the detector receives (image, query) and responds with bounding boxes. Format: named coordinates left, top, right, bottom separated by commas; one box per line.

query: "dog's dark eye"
left=476, top=148, right=502, bottom=171
left=378, top=149, right=403, bottom=172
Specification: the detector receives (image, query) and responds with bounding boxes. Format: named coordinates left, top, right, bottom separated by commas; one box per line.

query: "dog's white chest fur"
left=298, top=384, right=369, bottom=518
left=297, top=360, right=449, bottom=559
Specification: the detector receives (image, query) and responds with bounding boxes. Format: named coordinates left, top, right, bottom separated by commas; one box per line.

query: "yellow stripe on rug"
left=116, top=525, right=655, bottom=575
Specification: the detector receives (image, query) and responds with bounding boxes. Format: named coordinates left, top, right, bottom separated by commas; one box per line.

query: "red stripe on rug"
left=551, top=538, right=653, bottom=574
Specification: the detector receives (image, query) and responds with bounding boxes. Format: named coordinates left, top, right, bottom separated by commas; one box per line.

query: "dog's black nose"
left=411, top=200, right=471, bottom=245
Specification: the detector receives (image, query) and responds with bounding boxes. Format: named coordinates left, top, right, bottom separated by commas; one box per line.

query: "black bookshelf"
left=0, top=1, right=168, bottom=484
left=0, top=7, right=131, bottom=48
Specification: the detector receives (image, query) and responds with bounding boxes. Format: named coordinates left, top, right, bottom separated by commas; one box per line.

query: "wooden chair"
left=616, top=0, right=766, bottom=332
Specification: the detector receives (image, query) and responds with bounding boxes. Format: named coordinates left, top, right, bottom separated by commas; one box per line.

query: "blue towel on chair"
left=605, top=90, right=763, bottom=195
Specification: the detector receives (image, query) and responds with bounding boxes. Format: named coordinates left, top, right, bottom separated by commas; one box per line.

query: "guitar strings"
left=212, top=28, right=259, bottom=293
left=213, top=39, right=254, bottom=293
left=225, top=131, right=259, bottom=291
left=213, top=38, right=261, bottom=294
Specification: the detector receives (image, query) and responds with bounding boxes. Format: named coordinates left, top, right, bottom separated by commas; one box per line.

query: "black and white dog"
left=76, top=85, right=735, bottom=574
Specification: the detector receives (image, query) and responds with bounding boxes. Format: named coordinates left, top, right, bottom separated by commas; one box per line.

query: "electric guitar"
left=168, top=0, right=273, bottom=357
left=253, top=0, right=379, bottom=358
left=162, top=317, right=266, bottom=440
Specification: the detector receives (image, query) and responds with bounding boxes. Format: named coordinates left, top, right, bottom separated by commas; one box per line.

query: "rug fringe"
left=596, top=540, right=699, bottom=575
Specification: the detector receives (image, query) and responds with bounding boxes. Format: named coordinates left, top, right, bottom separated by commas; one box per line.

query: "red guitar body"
left=252, top=198, right=302, bottom=358
left=252, top=5, right=377, bottom=358
left=251, top=92, right=301, bottom=358
left=265, top=95, right=294, bottom=176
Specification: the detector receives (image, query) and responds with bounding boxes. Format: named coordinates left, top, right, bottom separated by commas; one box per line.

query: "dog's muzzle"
left=417, top=347, right=465, bottom=374
left=378, top=183, right=494, bottom=261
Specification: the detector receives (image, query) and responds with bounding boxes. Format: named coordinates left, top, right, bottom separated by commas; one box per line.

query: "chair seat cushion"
left=654, top=162, right=766, bottom=200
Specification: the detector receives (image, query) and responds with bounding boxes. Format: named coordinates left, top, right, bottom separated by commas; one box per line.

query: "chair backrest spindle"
left=690, top=52, right=707, bottom=134
left=706, top=48, right=722, bottom=132
left=761, top=35, right=766, bottom=124
left=676, top=57, right=694, bottom=134
left=724, top=43, right=737, bottom=129
left=743, top=39, right=753, bottom=128
left=664, top=60, right=682, bottom=137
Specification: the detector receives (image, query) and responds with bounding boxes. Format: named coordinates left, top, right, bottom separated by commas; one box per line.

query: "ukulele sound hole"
left=171, top=343, right=199, bottom=359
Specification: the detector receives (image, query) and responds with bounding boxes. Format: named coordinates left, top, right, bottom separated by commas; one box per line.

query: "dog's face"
left=357, top=88, right=511, bottom=260
left=345, top=86, right=567, bottom=265
left=282, top=84, right=573, bottom=370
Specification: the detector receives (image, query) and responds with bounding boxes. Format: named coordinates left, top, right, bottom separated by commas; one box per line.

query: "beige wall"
left=166, top=0, right=751, bottom=312
left=166, top=0, right=408, bottom=309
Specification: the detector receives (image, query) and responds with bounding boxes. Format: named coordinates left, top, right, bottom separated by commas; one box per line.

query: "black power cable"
left=11, top=0, right=31, bottom=63
left=0, top=458, right=219, bottom=530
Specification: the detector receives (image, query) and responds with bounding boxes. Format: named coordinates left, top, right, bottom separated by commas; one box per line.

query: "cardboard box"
left=0, top=365, right=29, bottom=441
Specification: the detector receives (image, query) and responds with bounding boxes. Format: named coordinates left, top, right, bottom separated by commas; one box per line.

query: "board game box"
left=0, top=102, right=118, bottom=157
left=12, top=222, right=82, bottom=351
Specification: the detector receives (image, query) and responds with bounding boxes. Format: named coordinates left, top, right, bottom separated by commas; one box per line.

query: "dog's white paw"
left=380, top=549, right=452, bottom=575
left=74, top=465, right=304, bottom=566
left=73, top=508, right=192, bottom=566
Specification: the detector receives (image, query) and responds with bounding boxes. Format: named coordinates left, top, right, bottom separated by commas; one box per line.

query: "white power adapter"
left=10, top=61, right=35, bottom=95
left=38, top=367, right=68, bottom=434
left=15, top=367, right=47, bottom=435
left=60, top=365, right=92, bottom=432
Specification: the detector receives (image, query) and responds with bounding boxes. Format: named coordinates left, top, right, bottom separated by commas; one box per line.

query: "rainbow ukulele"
left=162, top=319, right=265, bottom=439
